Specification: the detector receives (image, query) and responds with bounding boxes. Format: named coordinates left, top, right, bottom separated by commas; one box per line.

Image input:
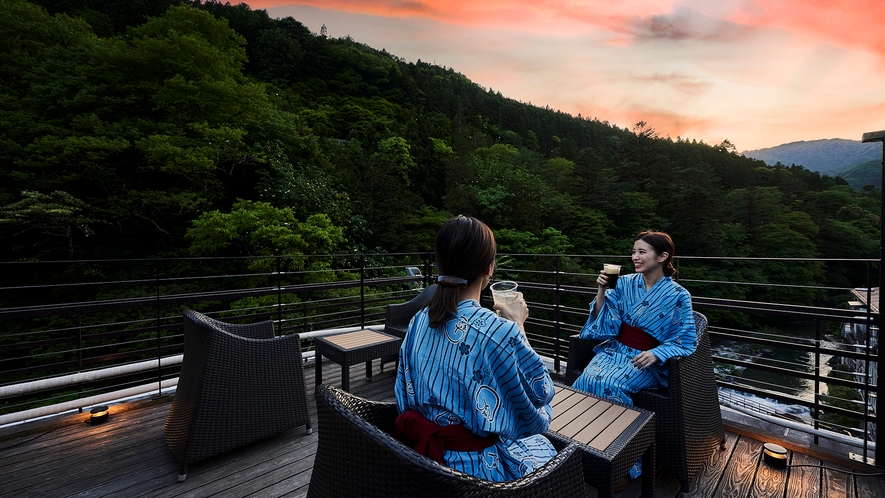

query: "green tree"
left=186, top=200, right=345, bottom=258
left=0, top=0, right=93, bottom=95
left=0, top=190, right=101, bottom=258
left=253, top=141, right=351, bottom=224
left=12, top=5, right=280, bottom=256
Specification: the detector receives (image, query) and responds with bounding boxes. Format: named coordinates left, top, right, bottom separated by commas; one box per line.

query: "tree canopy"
left=0, top=1, right=879, bottom=301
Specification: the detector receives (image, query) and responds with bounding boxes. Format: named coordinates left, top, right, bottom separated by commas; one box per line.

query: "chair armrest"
left=564, top=334, right=605, bottom=384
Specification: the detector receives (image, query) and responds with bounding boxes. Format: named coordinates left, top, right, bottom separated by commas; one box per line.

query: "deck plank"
left=713, top=436, right=762, bottom=498
left=687, top=431, right=739, bottom=497
left=855, top=466, right=885, bottom=498
left=823, top=460, right=856, bottom=498
left=1, top=359, right=884, bottom=498
left=786, top=452, right=821, bottom=498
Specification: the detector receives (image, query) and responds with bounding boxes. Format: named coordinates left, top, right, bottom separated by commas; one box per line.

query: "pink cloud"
left=247, top=1, right=673, bottom=33
left=250, top=1, right=885, bottom=56
left=729, top=1, right=885, bottom=58
left=573, top=102, right=717, bottom=142
left=637, top=73, right=714, bottom=96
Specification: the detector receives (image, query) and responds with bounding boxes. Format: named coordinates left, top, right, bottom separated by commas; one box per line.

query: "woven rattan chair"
left=164, top=309, right=312, bottom=481
left=379, top=284, right=437, bottom=370
left=564, top=311, right=725, bottom=492
left=308, top=384, right=588, bottom=498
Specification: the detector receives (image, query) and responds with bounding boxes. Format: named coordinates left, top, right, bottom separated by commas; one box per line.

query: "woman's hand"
left=596, top=271, right=608, bottom=289
left=632, top=351, right=659, bottom=370
left=494, top=292, right=529, bottom=329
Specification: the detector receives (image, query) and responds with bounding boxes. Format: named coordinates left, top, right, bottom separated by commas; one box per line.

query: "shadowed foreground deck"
left=1, top=359, right=883, bottom=498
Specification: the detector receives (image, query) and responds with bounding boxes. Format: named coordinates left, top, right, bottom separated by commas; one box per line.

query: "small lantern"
left=762, top=442, right=787, bottom=468
left=90, top=405, right=109, bottom=424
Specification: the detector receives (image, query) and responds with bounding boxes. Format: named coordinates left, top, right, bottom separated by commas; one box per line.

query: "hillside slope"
left=742, top=139, right=880, bottom=176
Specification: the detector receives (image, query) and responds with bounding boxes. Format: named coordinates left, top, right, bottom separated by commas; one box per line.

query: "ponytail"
left=428, top=216, right=496, bottom=328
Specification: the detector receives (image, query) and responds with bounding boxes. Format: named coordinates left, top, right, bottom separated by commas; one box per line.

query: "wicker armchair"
left=164, top=310, right=312, bottom=481
left=564, top=311, right=725, bottom=492
left=380, top=284, right=437, bottom=370
left=308, top=384, right=588, bottom=498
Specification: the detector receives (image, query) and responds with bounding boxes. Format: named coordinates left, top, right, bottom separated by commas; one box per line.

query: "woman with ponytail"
left=571, top=231, right=697, bottom=482
left=394, top=215, right=556, bottom=481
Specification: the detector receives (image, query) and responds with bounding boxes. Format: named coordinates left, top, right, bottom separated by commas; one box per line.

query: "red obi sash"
left=617, top=322, right=660, bottom=351
left=391, top=410, right=499, bottom=464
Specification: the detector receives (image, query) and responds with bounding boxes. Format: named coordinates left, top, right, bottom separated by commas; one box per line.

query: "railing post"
left=554, top=255, right=562, bottom=373
left=867, top=312, right=885, bottom=467
left=675, top=257, right=680, bottom=283
left=870, top=266, right=882, bottom=466
left=360, top=254, right=366, bottom=328
left=302, top=291, right=308, bottom=334
left=156, top=267, right=162, bottom=397
left=77, top=311, right=82, bottom=407
left=276, top=256, right=282, bottom=336
left=876, top=266, right=883, bottom=466
left=425, top=253, right=432, bottom=287
left=863, top=285, right=872, bottom=464
left=814, top=318, right=821, bottom=446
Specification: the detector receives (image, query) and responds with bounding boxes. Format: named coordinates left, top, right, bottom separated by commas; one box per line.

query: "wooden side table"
left=314, top=330, right=400, bottom=392
left=546, top=383, right=656, bottom=498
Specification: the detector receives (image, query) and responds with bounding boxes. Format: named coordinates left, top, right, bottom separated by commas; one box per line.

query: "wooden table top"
left=549, top=384, right=642, bottom=452
left=318, top=330, right=398, bottom=350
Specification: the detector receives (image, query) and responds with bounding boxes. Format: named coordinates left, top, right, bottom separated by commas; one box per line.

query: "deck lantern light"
left=89, top=405, right=109, bottom=424
left=762, top=442, right=788, bottom=468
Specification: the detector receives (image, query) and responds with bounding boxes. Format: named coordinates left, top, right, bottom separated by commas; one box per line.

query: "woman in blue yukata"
left=571, top=231, right=697, bottom=483
left=394, top=215, right=557, bottom=482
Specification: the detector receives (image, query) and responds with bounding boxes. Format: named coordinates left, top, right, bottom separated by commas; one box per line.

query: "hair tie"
left=437, top=275, right=468, bottom=287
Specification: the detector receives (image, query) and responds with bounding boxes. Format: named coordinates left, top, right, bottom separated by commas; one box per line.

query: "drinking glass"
left=603, top=264, right=621, bottom=289
left=490, top=280, right=519, bottom=306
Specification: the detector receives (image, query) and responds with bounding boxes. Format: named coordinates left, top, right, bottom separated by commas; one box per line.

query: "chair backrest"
left=383, top=285, right=437, bottom=339
left=669, top=311, right=711, bottom=386
left=166, top=309, right=311, bottom=471
left=183, top=309, right=276, bottom=340
left=308, top=384, right=586, bottom=498
left=692, top=310, right=708, bottom=340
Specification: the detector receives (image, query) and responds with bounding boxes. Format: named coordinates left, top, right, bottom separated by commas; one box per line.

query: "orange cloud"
left=249, top=1, right=885, bottom=57
left=247, top=1, right=673, bottom=33
left=636, top=73, right=714, bottom=96
left=573, top=103, right=717, bottom=142
left=729, top=1, right=885, bottom=59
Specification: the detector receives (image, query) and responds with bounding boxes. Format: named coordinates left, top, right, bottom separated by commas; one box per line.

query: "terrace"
left=1, top=253, right=884, bottom=496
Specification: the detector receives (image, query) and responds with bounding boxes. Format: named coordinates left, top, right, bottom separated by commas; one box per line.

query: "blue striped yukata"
left=571, top=273, right=696, bottom=478
left=395, top=299, right=557, bottom=482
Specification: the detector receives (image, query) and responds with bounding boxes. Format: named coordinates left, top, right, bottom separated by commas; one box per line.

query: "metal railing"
left=0, top=252, right=880, bottom=464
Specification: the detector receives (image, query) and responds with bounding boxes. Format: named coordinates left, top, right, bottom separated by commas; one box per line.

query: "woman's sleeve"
left=487, top=325, right=554, bottom=440
left=578, top=288, right=621, bottom=340
left=649, top=289, right=697, bottom=363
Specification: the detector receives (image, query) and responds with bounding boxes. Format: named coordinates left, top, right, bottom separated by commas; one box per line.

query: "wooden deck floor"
left=1, top=359, right=883, bottom=498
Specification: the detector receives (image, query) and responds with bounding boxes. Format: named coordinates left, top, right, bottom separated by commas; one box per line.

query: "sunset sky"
left=249, top=1, right=885, bottom=151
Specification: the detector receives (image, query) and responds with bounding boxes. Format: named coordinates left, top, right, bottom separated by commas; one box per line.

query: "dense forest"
left=0, top=1, right=880, bottom=294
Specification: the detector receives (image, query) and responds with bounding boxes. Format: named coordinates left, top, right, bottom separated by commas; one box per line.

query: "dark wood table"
left=314, top=330, right=400, bottom=391
left=546, top=383, right=656, bottom=498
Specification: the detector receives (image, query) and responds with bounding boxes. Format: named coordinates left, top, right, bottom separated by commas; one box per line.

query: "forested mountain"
left=0, top=0, right=880, bottom=293
left=840, top=160, right=881, bottom=190
left=742, top=139, right=880, bottom=177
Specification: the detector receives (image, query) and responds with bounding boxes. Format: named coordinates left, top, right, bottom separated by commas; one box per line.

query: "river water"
left=711, top=318, right=847, bottom=421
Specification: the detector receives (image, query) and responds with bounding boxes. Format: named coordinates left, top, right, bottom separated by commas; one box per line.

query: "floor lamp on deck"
left=861, top=129, right=885, bottom=468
